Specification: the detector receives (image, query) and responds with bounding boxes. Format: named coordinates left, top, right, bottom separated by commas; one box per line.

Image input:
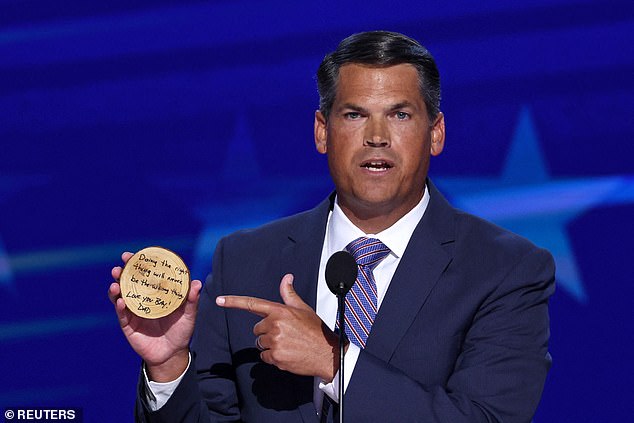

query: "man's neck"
left=337, top=194, right=425, bottom=234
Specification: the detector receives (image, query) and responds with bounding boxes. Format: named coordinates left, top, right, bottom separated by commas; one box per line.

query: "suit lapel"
left=365, top=180, right=456, bottom=362
left=280, top=194, right=333, bottom=309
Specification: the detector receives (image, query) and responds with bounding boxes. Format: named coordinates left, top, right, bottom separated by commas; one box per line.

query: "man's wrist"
left=146, top=349, right=190, bottom=383
left=320, top=334, right=350, bottom=382
left=319, top=342, right=361, bottom=402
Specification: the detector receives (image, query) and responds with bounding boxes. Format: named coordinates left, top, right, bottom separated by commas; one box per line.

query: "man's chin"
left=345, top=189, right=423, bottom=215
left=343, top=194, right=402, bottom=215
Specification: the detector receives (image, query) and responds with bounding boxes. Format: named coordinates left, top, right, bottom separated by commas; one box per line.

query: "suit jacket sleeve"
left=344, top=247, right=555, bottom=423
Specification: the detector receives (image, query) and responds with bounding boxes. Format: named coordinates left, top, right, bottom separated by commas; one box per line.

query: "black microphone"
left=325, top=251, right=358, bottom=296
left=324, top=250, right=358, bottom=423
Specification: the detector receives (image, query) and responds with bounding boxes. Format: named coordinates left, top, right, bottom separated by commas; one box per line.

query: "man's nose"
left=363, top=118, right=390, bottom=147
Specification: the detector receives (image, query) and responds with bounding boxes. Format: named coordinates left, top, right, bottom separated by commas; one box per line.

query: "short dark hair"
left=316, top=31, right=441, bottom=121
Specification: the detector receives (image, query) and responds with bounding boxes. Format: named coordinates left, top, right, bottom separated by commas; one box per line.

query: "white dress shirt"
left=145, top=186, right=430, bottom=412
left=314, top=186, right=429, bottom=415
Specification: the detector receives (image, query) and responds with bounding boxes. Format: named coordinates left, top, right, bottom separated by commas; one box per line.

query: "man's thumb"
left=279, top=274, right=308, bottom=309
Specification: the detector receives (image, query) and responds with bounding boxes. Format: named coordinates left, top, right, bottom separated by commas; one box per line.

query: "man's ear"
left=430, top=112, right=445, bottom=156
left=314, top=110, right=328, bottom=154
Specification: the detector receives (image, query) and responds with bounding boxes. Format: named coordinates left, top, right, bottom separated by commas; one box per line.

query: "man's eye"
left=395, top=111, right=410, bottom=120
left=345, top=112, right=361, bottom=120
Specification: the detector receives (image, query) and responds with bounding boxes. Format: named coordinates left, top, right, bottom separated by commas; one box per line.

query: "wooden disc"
left=119, top=246, right=191, bottom=319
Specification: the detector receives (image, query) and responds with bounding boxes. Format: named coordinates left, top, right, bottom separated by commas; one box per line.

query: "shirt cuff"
left=142, top=353, right=192, bottom=411
left=318, top=343, right=361, bottom=403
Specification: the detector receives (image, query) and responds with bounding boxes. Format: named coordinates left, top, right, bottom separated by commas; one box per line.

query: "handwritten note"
left=119, top=247, right=191, bottom=319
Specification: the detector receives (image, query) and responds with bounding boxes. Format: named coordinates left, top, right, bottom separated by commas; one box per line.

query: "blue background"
left=1, top=1, right=633, bottom=421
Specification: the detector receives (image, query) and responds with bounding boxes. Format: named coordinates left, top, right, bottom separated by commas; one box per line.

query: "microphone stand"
left=337, top=283, right=346, bottom=423
left=324, top=250, right=356, bottom=423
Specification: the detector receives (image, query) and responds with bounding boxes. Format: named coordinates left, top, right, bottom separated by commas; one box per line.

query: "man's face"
left=314, top=63, right=445, bottom=227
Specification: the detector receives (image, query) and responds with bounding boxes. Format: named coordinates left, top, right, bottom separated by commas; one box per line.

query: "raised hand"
left=108, top=252, right=203, bottom=382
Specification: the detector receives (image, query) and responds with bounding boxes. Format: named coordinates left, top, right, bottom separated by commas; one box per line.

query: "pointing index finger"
left=216, top=295, right=277, bottom=317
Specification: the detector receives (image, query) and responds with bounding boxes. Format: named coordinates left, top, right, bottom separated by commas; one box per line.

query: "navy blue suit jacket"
left=136, top=180, right=555, bottom=422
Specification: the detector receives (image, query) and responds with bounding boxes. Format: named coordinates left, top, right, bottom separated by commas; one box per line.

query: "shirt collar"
left=326, top=184, right=430, bottom=258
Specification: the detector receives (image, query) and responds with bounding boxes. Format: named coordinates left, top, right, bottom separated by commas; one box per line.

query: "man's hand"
left=217, top=274, right=340, bottom=381
left=108, top=252, right=203, bottom=382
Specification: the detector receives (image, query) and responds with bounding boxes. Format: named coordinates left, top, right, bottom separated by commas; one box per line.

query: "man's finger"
left=279, top=274, right=310, bottom=310
left=188, top=279, right=202, bottom=302
left=121, top=251, right=134, bottom=263
left=111, top=252, right=133, bottom=281
left=114, top=297, right=133, bottom=330
left=108, top=282, right=121, bottom=305
left=216, top=295, right=277, bottom=317
left=111, top=266, right=122, bottom=280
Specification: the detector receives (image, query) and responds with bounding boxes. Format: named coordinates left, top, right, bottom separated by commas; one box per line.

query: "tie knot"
left=346, top=237, right=390, bottom=269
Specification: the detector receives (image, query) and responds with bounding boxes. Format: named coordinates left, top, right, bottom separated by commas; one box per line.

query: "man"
left=109, top=31, right=555, bottom=422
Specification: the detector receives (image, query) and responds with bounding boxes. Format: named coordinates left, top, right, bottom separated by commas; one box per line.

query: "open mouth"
left=361, top=160, right=393, bottom=172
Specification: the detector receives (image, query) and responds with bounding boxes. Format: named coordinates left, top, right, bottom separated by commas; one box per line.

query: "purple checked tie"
left=339, top=237, right=391, bottom=348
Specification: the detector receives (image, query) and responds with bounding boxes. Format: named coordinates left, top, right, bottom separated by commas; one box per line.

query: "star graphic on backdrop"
left=436, top=106, right=634, bottom=303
